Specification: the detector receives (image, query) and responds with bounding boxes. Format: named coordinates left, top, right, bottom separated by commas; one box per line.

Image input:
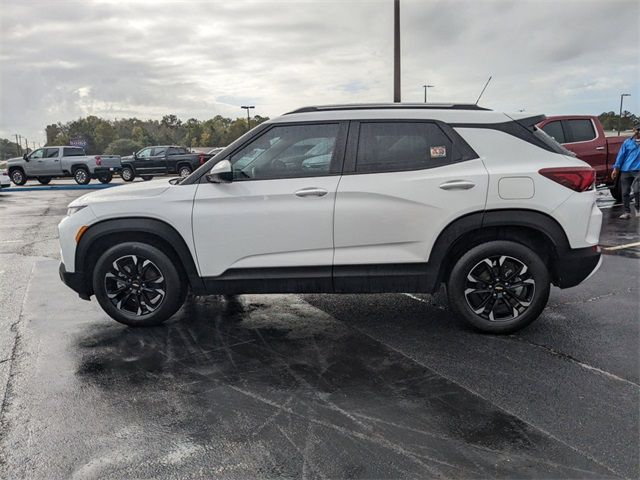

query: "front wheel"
left=10, top=169, right=26, bottom=186
left=37, top=177, right=52, bottom=185
left=97, top=173, right=113, bottom=184
left=178, top=165, right=192, bottom=178
left=74, top=167, right=90, bottom=185
left=447, top=240, right=550, bottom=334
left=92, top=242, right=187, bottom=327
left=121, top=166, right=135, bottom=182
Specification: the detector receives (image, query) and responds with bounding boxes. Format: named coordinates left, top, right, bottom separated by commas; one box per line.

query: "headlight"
left=67, top=205, right=87, bottom=216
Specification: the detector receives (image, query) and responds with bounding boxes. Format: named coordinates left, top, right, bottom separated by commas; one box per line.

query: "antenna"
left=475, top=76, right=492, bottom=105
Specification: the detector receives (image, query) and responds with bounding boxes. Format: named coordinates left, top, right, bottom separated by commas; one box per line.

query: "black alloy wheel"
left=447, top=240, right=550, bottom=334
left=93, top=242, right=186, bottom=326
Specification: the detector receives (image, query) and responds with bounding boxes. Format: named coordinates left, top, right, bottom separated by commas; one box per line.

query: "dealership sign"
left=69, top=137, right=88, bottom=148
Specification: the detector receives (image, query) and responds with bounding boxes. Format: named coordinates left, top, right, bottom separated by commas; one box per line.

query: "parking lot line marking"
left=603, top=241, right=640, bottom=251
left=0, top=240, right=24, bottom=243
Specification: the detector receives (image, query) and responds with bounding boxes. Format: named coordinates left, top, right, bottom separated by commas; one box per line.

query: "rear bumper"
left=59, top=262, right=91, bottom=300
left=554, top=246, right=602, bottom=288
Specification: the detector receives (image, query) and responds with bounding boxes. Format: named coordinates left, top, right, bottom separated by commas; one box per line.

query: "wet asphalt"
left=0, top=184, right=638, bottom=479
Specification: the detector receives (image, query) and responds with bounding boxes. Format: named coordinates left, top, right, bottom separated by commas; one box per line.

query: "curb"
left=1, top=184, right=120, bottom=192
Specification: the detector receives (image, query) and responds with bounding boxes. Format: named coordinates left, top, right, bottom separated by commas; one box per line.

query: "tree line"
left=43, top=114, right=269, bottom=156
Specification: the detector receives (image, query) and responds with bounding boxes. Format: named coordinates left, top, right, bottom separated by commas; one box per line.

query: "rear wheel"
left=447, top=240, right=550, bottom=334
left=37, top=177, right=52, bottom=185
left=97, top=173, right=113, bottom=184
left=10, top=169, right=26, bottom=186
left=121, top=166, right=135, bottom=182
left=141, top=175, right=154, bottom=181
left=92, top=242, right=187, bottom=327
left=609, top=178, right=622, bottom=202
left=74, top=167, right=90, bottom=185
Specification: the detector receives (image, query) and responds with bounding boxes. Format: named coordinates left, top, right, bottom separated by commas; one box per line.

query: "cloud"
left=0, top=0, right=638, bottom=144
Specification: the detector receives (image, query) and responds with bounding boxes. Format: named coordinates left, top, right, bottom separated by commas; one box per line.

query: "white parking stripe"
left=603, top=242, right=640, bottom=251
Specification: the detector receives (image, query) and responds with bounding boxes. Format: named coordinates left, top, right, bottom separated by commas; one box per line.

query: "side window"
left=355, top=122, right=455, bottom=173
left=44, top=148, right=59, bottom=158
left=541, top=121, right=566, bottom=144
left=29, top=148, right=44, bottom=159
left=62, top=147, right=84, bottom=157
left=153, top=147, right=166, bottom=156
left=167, top=147, right=178, bottom=156
left=137, top=148, right=152, bottom=158
left=230, top=124, right=339, bottom=180
left=566, top=119, right=596, bottom=143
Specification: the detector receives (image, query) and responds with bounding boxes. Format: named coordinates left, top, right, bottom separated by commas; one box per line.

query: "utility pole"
left=619, top=93, right=631, bottom=135
left=241, top=105, right=255, bottom=132
left=423, top=84, right=434, bottom=103
left=15, top=134, right=21, bottom=155
left=393, top=0, right=401, bottom=102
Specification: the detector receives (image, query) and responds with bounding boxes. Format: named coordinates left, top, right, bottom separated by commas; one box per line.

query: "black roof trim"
left=285, top=103, right=491, bottom=114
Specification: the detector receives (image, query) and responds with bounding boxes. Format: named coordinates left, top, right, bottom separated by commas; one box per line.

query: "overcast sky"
left=0, top=0, right=638, bottom=145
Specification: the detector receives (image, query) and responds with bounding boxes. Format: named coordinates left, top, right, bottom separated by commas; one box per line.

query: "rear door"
left=562, top=118, right=605, bottom=179
left=333, top=120, right=488, bottom=289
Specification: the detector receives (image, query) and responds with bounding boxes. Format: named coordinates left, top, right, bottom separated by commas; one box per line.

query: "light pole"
left=393, top=0, right=400, bottom=102
left=423, top=84, right=434, bottom=103
left=241, top=105, right=255, bottom=132
left=619, top=93, right=631, bottom=135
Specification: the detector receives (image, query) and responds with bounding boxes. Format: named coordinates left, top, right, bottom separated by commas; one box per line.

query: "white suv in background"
left=58, top=104, right=602, bottom=333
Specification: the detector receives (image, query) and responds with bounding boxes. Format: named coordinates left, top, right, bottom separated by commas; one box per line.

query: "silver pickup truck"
left=6, top=146, right=121, bottom=185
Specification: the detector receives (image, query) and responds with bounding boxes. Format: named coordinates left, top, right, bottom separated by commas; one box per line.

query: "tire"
left=141, top=175, right=154, bottom=181
left=609, top=179, right=621, bottom=202
left=97, top=173, right=113, bottom=184
left=92, top=242, right=187, bottom=327
left=121, top=166, right=135, bottom=182
left=74, top=167, right=90, bottom=185
left=10, top=169, right=26, bottom=186
left=447, top=240, right=550, bottom=334
left=37, top=177, right=52, bottom=185
left=178, top=165, right=192, bottom=178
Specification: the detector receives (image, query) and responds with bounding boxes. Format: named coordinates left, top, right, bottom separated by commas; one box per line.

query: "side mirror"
left=23, top=153, right=28, bottom=161
left=206, top=159, right=233, bottom=183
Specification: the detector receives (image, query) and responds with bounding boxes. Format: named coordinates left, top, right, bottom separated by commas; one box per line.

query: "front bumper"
left=554, top=246, right=602, bottom=288
left=59, top=262, right=91, bottom=300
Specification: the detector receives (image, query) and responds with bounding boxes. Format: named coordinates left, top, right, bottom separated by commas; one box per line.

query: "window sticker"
left=430, top=146, right=447, bottom=158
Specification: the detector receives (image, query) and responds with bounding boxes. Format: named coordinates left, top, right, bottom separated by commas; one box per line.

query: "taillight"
left=538, top=167, right=595, bottom=192
left=95, top=155, right=102, bottom=166
left=199, top=154, right=205, bottom=165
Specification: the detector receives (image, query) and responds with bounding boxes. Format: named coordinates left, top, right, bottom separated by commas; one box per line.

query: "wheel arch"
left=76, top=218, right=204, bottom=296
left=430, top=209, right=572, bottom=288
left=176, top=161, right=193, bottom=173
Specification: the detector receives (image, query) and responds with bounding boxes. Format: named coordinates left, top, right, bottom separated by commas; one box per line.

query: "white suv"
left=58, top=104, right=602, bottom=333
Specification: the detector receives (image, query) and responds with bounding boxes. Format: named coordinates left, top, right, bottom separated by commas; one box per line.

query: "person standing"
left=611, top=124, right=640, bottom=219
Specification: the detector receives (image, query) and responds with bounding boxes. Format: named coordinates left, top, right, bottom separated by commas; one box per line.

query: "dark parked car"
left=120, top=146, right=213, bottom=181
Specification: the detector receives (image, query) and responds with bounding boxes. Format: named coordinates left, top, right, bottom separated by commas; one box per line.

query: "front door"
left=192, top=122, right=347, bottom=288
left=38, top=147, right=63, bottom=176
left=133, top=147, right=154, bottom=174
left=333, top=120, right=488, bottom=289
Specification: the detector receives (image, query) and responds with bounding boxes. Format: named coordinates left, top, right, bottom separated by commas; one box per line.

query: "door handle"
left=595, top=146, right=605, bottom=151
left=439, top=180, right=476, bottom=190
left=295, top=187, right=328, bottom=197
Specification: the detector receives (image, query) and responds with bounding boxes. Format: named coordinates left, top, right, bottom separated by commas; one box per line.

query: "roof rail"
left=285, top=103, right=491, bottom=114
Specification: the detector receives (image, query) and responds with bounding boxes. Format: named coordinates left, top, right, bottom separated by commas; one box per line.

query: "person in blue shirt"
left=611, top=124, right=640, bottom=219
